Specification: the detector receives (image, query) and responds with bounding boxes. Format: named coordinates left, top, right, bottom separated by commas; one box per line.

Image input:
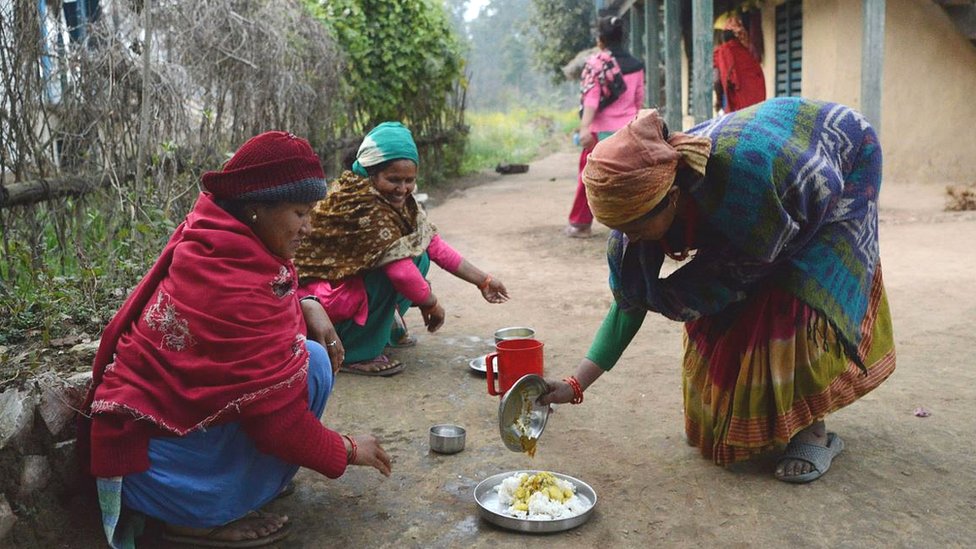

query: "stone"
left=36, top=371, right=90, bottom=438
left=19, top=455, right=52, bottom=498
left=37, top=374, right=75, bottom=438
left=50, top=439, right=79, bottom=492
left=0, top=494, right=16, bottom=544
left=69, top=340, right=100, bottom=361
left=66, top=371, right=93, bottom=396
left=0, top=388, right=36, bottom=451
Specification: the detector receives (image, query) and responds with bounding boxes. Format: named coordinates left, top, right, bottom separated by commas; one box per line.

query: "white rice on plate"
left=494, top=472, right=588, bottom=520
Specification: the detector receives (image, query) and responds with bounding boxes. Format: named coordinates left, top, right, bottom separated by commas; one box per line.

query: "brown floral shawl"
left=294, top=171, right=437, bottom=281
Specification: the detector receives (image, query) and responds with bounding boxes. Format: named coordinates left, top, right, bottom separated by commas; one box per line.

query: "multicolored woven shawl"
left=608, top=97, right=883, bottom=366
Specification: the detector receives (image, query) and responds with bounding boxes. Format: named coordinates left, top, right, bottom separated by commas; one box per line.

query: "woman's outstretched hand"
left=480, top=277, right=509, bottom=304
left=350, top=434, right=392, bottom=477
left=537, top=359, right=604, bottom=406
left=420, top=301, right=446, bottom=332
left=538, top=378, right=576, bottom=406
left=301, top=298, right=344, bottom=373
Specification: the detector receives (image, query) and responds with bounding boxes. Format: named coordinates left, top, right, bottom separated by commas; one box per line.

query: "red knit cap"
left=201, top=131, right=327, bottom=202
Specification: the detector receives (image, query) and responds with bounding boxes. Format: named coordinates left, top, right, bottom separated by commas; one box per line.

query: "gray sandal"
left=775, top=432, right=845, bottom=484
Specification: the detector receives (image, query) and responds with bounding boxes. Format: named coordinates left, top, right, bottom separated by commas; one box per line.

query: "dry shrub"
left=945, top=183, right=976, bottom=211
left=1, top=0, right=345, bottom=283
left=0, top=0, right=346, bottom=338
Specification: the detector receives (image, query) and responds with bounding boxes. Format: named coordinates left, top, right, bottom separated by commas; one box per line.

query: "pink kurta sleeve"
left=426, top=234, right=463, bottom=273
left=383, top=258, right=431, bottom=304
left=300, top=277, right=369, bottom=326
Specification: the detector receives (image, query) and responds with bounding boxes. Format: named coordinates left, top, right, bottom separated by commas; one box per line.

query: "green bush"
left=0, top=193, right=175, bottom=347
left=306, top=0, right=465, bottom=129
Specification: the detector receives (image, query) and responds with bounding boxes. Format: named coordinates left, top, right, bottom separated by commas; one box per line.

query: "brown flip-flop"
left=340, top=355, right=405, bottom=377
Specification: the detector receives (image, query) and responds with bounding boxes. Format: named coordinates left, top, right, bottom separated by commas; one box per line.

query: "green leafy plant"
left=305, top=0, right=466, bottom=129
left=529, top=0, right=595, bottom=84
left=0, top=191, right=174, bottom=348
left=461, top=108, right=577, bottom=174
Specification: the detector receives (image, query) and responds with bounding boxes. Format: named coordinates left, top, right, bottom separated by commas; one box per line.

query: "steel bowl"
left=498, top=374, right=550, bottom=453
left=474, top=470, right=597, bottom=533
left=493, top=326, right=535, bottom=345
left=429, top=424, right=466, bottom=454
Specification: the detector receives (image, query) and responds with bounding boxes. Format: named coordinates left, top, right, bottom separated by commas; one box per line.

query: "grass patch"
left=461, top=108, right=578, bottom=174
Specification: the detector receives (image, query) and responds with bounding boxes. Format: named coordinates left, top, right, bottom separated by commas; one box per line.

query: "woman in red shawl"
left=79, top=132, right=391, bottom=548
left=713, top=14, right=766, bottom=113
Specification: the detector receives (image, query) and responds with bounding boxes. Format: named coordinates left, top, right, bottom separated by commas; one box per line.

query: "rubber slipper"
left=388, top=333, right=417, bottom=348
left=775, top=432, right=845, bottom=484
left=564, top=225, right=593, bottom=239
left=161, top=516, right=291, bottom=548
left=340, top=355, right=405, bottom=377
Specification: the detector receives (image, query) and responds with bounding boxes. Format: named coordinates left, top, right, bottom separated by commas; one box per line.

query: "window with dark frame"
left=775, top=0, right=802, bottom=97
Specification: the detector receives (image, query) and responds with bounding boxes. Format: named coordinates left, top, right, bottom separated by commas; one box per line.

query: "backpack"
left=579, top=51, right=627, bottom=114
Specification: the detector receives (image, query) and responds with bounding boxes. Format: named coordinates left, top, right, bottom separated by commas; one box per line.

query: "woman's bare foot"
left=776, top=420, right=827, bottom=479
left=164, top=511, right=289, bottom=546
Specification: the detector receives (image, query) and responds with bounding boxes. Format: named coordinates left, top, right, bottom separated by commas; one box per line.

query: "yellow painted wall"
left=882, top=0, right=976, bottom=184
left=795, top=0, right=861, bottom=102
left=759, top=0, right=976, bottom=184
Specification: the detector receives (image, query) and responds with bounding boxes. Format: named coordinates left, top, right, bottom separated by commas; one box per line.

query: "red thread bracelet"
left=564, top=376, right=584, bottom=404
left=343, top=434, right=358, bottom=464
left=478, top=274, right=493, bottom=291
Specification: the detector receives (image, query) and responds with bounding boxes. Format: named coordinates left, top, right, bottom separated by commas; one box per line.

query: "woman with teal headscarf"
left=294, top=122, right=509, bottom=376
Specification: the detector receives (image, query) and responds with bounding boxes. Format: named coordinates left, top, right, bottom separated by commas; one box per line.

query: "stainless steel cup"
left=493, top=326, right=535, bottom=345
left=429, top=424, right=466, bottom=454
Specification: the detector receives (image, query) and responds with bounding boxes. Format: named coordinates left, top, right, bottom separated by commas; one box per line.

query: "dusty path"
left=62, top=149, right=976, bottom=548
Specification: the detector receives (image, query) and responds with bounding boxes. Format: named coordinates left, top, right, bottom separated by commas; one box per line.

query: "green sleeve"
left=585, top=301, right=646, bottom=371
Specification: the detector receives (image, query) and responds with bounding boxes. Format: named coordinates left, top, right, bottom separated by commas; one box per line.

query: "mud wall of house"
left=759, top=0, right=976, bottom=185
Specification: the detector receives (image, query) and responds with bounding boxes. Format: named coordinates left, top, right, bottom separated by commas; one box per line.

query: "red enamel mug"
left=485, top=338, right=544, bottom=396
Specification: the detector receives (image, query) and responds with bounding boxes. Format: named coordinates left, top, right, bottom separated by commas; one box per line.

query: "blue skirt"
left=98, top=340, right=333, bottom=546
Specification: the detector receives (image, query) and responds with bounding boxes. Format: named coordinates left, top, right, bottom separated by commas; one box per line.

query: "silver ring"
left=326, top=340, right=338, bottom=347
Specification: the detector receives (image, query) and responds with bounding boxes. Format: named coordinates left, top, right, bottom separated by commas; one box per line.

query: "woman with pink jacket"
left=566, top=15, right=646, bottom=239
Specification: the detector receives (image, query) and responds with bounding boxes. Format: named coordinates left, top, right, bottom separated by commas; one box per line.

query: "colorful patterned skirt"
left=682, top=268, right=895, bottom=465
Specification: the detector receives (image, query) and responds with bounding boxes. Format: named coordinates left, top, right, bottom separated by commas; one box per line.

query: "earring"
left=250, top=213, right=258, bottom=222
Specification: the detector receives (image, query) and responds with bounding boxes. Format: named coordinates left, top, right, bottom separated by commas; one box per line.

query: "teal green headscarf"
left=351, top=122, right=420, bottom=176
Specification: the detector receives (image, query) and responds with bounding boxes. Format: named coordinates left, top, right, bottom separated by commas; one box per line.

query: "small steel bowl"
left=429, top=424, right=466, bottom=454
left=493, top=326, right=535, bottom=345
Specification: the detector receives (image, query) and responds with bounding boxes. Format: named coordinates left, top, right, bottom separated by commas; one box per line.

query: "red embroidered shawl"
left=80, top=193, right=310, bottom=474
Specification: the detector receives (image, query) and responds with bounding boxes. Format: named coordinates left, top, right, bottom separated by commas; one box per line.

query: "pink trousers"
left=567, top=137, right=597, bottom=227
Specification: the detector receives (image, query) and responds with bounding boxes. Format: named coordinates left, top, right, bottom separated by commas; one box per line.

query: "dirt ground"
left=57, top=148, right=976, bottom=548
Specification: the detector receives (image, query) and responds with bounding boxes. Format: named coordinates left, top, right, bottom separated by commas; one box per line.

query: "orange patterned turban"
left=582, top=109, right=711, bottom=227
